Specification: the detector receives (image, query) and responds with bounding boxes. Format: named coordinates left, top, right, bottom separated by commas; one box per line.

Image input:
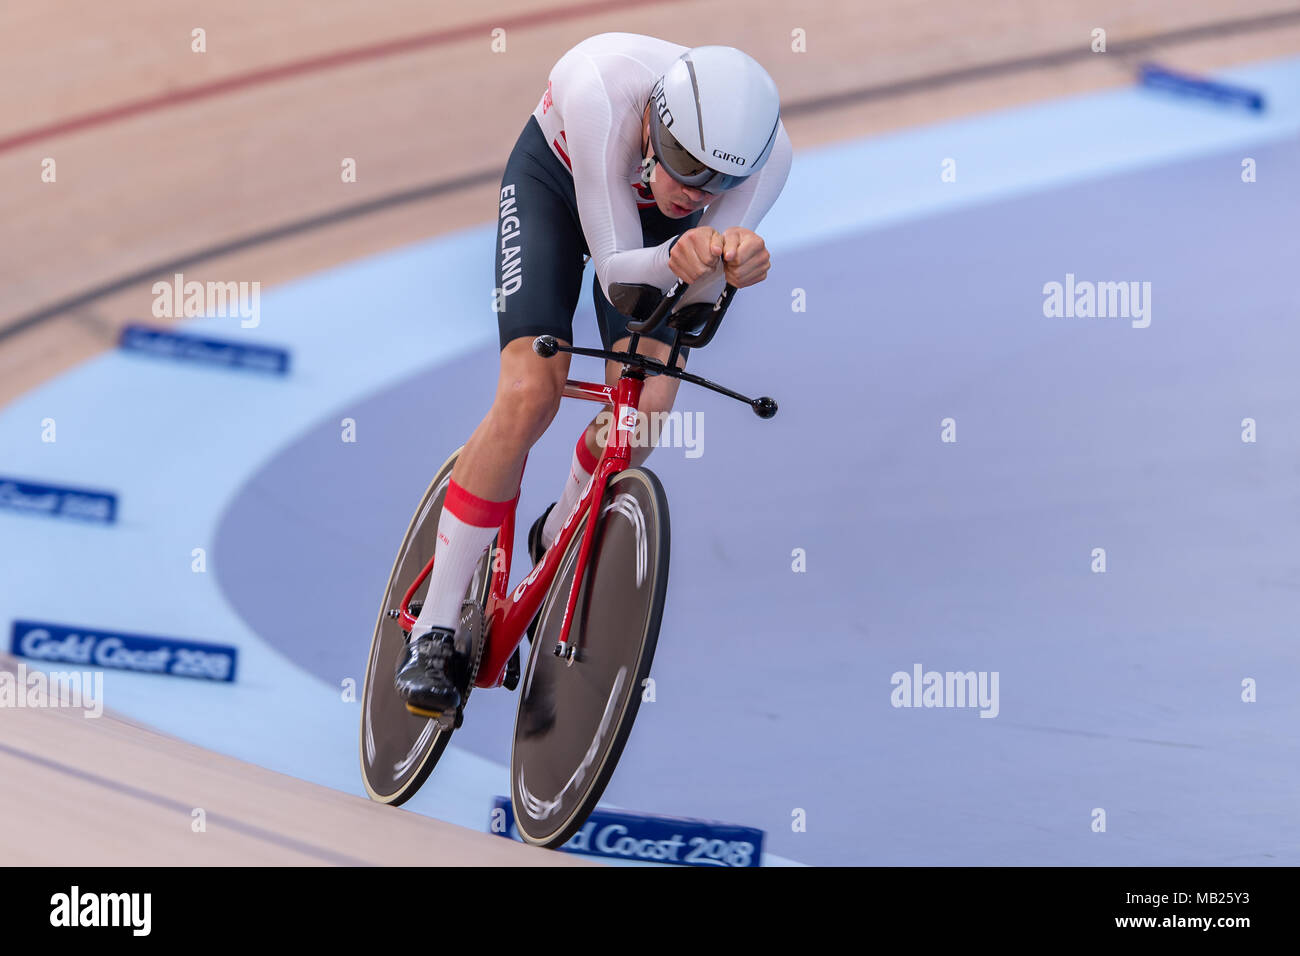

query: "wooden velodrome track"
left=2, top=0, right=1298, bottom=865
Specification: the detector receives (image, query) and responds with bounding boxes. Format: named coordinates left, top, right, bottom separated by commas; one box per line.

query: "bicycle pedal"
left=503, top=647, right=520, bottom=691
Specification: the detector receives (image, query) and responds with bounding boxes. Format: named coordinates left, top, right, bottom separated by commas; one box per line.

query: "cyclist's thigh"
left=496, top=116, right=588, bottom=353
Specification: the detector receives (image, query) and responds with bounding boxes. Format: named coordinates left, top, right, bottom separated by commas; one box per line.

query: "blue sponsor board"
left=118, top=324, right=290, bottom=375
left=1138, top=63, right=1265, bottom=112
left=489, top=796, right=764, bottom=867
left=0, top=477, right=117, bottom=524
left=10, top=620, right=238, bottom=683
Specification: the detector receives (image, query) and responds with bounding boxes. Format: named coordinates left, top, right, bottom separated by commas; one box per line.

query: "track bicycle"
left=359, top=280, right=776, bottom=847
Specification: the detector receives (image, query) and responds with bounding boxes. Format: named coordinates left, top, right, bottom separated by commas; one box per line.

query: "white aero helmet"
left=647, top=45, right=780, bottom=194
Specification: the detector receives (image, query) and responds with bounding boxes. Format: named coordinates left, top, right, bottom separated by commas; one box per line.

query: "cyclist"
left=395, top=32, right=792, bottom=715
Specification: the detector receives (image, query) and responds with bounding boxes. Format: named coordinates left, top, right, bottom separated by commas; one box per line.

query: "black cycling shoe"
left=503, top=646, right=521, bottom=691
left=394, top=627, right=462, bottom=717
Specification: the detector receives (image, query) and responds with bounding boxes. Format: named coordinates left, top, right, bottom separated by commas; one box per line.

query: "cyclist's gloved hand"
left=717, top=227, right=771, bottom=289
left=668, top=226, right=724, bottom=283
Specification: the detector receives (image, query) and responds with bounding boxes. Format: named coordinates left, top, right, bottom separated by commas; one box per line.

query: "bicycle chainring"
left=455, top=599, right=486, bottom=699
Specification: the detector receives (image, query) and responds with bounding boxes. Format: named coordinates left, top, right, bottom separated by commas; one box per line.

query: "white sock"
left=542, top=432, right=599, bottom=548
left=412, top=480, right=513, bottom=634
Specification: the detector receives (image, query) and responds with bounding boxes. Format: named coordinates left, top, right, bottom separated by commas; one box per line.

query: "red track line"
left=0, top=0, right=681, bottom=154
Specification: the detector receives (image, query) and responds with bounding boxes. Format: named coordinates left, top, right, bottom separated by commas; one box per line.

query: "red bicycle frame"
left=396, top=371, right=646, bottom=689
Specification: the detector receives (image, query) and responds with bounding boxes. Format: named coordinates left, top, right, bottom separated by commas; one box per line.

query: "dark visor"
left=652, top=119, right=750, bottom=194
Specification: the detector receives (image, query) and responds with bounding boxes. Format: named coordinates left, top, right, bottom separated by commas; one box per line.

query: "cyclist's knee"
left=491, top=374, right=562, bottom=447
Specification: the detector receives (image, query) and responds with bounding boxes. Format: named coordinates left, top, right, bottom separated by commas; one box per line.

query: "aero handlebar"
left=621, top=280, right=738, bottom=350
